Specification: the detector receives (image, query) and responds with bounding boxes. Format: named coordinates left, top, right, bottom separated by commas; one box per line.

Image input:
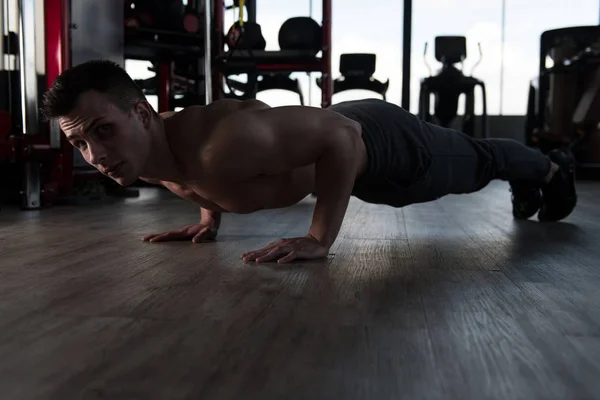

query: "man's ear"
left=133, top=100, right=155, bottom=128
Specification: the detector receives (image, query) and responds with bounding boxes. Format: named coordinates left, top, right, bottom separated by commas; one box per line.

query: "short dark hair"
left=42, top=59, right=146, bottom=120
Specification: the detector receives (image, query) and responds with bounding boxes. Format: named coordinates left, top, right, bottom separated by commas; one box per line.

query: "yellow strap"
left=239, top=0, right=245, bottom=26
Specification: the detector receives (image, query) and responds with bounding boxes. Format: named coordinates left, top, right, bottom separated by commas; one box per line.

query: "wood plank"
left=0, top=181, right=599, bottom=399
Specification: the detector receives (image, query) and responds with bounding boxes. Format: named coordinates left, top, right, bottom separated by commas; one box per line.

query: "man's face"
left=59, top=91, right=153, bottom=186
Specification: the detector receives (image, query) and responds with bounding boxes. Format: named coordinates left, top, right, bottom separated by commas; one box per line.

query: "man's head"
left=42, top=59, right=158, bottom=186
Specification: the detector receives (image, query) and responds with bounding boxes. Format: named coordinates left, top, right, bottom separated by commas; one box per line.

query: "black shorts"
left=328, top=99, right=435, bottom=207
left=328, top=99, right=551, bottom=207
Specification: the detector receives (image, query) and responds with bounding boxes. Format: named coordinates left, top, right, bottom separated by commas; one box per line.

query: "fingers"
left=142, top=230, right=188, bottom=242
left=241, top=237, right=326, bottom=264
left=243, top=248, right=297, bottom=264
left=191, top=227, right=217, bottom=243
left=241, top=248, right=273, bottom=262
left=277, top=251, right=297, bottom=264
left=242, top=246, right=299, bottom=264
left=191, top=228, right=208, bottom=243
left=241, top=240, right=280, bottom=260
left=255, top=247, right=289, bottom=263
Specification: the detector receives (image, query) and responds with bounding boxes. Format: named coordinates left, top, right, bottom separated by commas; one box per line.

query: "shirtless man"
left=42, top=60, right=577, bottom=263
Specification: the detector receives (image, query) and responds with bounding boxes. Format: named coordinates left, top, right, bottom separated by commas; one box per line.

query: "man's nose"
left=88, top=143, right=108, bottom=166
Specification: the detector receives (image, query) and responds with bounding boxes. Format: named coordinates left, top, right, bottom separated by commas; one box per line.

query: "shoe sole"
left=538, top=149, right=577, bottom=221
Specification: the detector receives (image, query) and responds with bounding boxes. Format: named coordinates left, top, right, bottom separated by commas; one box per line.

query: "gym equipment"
left=418, top=36, right=488, bottom=138
left=226, top=73, right=305, bottom=104
left=124, top=0, right=186, bottom=32
left=225, top=0, right=266, bottom=50
left=222, top=2, right=323, bottom=105
left=0, top=70, right=21, bottom=134
left=182, top=3, right=203, bottom=33
left=124, top=0, right=210, bottom=112
left=525, top=26, right=600, bottom=172
left=226, top=21, right=266, bottom=50
left=278, top=17, right=322, bottom=55
left=213, top=0, right=333, bottom=108
left=316, top=53, right=389, bottom=99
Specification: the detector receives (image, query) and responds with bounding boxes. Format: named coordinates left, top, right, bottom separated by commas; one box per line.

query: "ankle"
left=544, top=161, right=559, bottom=183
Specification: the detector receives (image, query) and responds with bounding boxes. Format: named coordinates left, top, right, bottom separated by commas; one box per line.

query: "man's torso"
left=150, top=99, right=356, bottom=213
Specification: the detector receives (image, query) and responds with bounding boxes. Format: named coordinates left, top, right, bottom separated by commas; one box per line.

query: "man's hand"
left=142, top=222, right=218, bottom=243
left=143, top=208, right=221, bottom=243
left=241, top=234, right=329, bottom=264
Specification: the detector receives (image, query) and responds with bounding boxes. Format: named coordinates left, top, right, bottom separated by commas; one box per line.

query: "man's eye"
left=74, top=140, right=87, bottom=149
left=97, top=124, right=111, bottom=135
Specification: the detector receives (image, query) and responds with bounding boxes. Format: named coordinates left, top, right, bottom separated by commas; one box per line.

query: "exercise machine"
left=0, top=0, right=131, bottom=210
left=316, top=53, right=389, bottom=100
left=1, top=0, right=68, bottom=209
left=213, top=0, right=332, bottom=108
left=418, top=36, right=488, bottom=138
left=124, top=0, right=208, bottom=112
left=525, top=26, right=600, bottom=173
left=222, top=1, right=314, bottom=105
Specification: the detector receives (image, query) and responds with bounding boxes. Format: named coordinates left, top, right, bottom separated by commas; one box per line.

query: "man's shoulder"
left=163, top=99, right=271, bottom=125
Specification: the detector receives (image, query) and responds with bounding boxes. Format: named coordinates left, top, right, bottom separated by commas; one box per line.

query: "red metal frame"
left=45, top=0, right=72, bottom=198
left=157, top=62, right=171, bottom=113
left=212, top=0, right=332, bottom=107
left=0, top=0, right=71, bottom=204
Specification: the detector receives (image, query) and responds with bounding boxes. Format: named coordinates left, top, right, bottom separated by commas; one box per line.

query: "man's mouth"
left=105, top=162, right=124, bottom=176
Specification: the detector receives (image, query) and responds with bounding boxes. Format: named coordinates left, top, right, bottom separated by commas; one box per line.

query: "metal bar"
left=401, top=0, right=412, bottom=110
left=321, top=0, right=331, bottom=108
left=45, top=0, right=73, bottom=199
left=21, top=162, right=41, bottom=209
left=4, top=0, right=12, bottom=70
left=211, top=0, right=223, bottom=102
left=499, top=0, right=506, bottom=115
left=537, top=32, right=547, bottom=131
left=18, top=0, right=42, bottom=210
left=204, top=0, right=212, bottom=104
left=308, top=0, right=313, bottom=106
left=247, top=0, right=255, bottom=23
left=17, top=0, right=38, bottom=134
left=45, top=0, right=64, bottom=149
left=0, top=0, right=5, bottom=70
left=43, top=0, right=74, bottom=199
left=59, top=0, right=73, bottom=197
left=158, top=62, right=171, bottom=112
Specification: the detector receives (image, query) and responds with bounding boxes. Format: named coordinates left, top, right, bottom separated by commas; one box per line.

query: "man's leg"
left=344, top=99, right=576, bottom=221
left=422, top=124, right=577, bottom=221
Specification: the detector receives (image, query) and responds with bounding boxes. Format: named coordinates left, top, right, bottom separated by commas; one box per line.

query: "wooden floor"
left=1, top=180, right=600, bottom=399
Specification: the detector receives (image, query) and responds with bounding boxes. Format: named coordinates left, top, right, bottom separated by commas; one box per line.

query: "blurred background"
left=126, top=0, right=599, bottom=115
left=1, top=0, right=599, bottom=208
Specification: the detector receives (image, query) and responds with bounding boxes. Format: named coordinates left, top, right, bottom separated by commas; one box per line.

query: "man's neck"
left=139, top=117, right=184, bottom=183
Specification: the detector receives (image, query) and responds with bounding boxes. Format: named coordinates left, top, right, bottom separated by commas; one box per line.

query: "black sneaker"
left=510, top=181, right=542, bottom=219
left=538, top=148, right=577, bottom=221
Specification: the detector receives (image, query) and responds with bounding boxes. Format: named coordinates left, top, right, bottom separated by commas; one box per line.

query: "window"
left=241, top=0, right=404, bottom=107
left=410, top=0, right=503, bottom=115
left=411, top=0, right=600, bottom=115
left=501, top=0, right=599, bottom=114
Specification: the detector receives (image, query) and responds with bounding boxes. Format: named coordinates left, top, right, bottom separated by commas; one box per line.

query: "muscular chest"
left=221, top=167, right=315, bottom=211
left=170, top=166, right=316, bottom=213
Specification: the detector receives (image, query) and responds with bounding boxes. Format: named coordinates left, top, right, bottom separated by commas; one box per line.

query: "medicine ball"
left=125, top=0, right=185, bottom=31
left=278, top=17, right=322, bottom=55
left=227, top=21, right=267, bottom=50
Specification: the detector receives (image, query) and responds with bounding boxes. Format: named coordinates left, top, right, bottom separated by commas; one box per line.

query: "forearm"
left=308, top=137, right=358, bottom=247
